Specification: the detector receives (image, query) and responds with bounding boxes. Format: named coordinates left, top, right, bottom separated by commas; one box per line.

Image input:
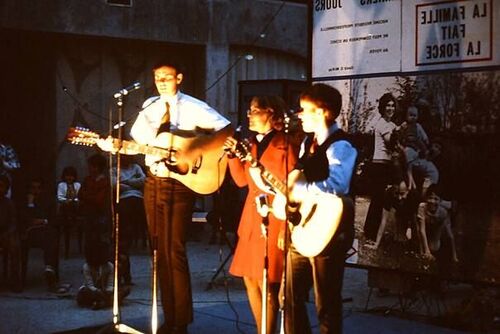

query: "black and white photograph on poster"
left=402, top=0, right=500, bottom=72
left=312, top=0, right=401, bottom=78
left=320, top=70, right=500, bottom=285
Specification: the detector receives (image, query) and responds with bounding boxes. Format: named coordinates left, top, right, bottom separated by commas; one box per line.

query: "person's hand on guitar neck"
left=222, top=136, right=238, bottom=156
left=96, top=136, right=138, bottom=155
left=96, top=136, right=119, bottom=153
left=223, top=136, right=274, bottom=194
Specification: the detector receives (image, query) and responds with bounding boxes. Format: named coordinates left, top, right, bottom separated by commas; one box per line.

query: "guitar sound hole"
left=160, top=156, right=189, bottom=175
left=168, top=163, right=189, bottom=175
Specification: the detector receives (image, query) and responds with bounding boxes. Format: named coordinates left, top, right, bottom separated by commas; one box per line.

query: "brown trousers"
left=144, top=177, right=195, bottom=327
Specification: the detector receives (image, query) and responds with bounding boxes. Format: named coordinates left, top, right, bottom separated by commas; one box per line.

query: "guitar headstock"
left=233, top=139, right=253, bottom=162
left=67, top=127, right=100, bottom=147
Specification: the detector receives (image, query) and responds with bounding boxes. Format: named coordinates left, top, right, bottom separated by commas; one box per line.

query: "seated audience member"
left=77, top=221, right=130, bottom=310
left=78, top=153, right=111, bottom=245
left=77, top=230, right=113, bottom=310
left=0, top=139, right=21, bottom=199
left=57, top=166, right=82, bottom=258
left=111, top=154, right=146, bottom=285
left=0, top=175, right=22, bottom=291
left=19, top=178, right=59, bottom=291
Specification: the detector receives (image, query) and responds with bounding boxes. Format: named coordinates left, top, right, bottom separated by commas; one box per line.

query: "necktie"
left=158, top=102, right=171, bottom=133
left=161, top=101, right=170, bottom=125
left=66, top=183, right=76, bottom=200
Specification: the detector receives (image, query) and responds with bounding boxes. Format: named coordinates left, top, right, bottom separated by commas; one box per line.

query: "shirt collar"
left=255, top=129, right=274, bottom=142
left=316, top=122, right=339, bottom=144
left=160, top=92, right=180, bottom=106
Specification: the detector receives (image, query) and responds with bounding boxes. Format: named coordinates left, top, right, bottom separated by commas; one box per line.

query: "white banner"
left=312, top=0, right=401, bottom=78
left=402, top=0, right=499, bottom=71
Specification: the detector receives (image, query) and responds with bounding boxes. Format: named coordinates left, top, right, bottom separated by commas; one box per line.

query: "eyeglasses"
left=246, top=108, right=269, bottom=116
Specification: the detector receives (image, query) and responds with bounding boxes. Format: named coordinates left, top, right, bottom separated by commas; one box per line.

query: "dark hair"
left=250, top=95, right=287, bottom=130
left=424, top=183, right=441, bottom=199
left=378, top=93, right=397, bottom=116
left=300, top=83, right=342, bottom=121
left=152, top=60, right=184, bottom=75
left=61, top=166, right=77, bottom=180
left=87, top=153, right=107, bottom=173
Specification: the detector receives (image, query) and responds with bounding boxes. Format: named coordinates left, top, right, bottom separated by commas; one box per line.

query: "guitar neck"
left=247, top=157, right=288, bottom=196
left=68, top=127, right=228, bottom=194
left=116, top=139, right=167, bottom=159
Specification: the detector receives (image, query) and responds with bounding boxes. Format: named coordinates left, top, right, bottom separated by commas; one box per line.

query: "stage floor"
left=0, top=225, right=487, bottom=333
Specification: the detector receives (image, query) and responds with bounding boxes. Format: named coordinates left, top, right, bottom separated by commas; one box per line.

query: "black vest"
left=297, top=129, right=352, bottom=185
left=296, top=130, right=356, bottom=244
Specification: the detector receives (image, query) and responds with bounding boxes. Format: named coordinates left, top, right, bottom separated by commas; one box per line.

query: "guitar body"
left=290, top=193, right=343, bottom=257
left=149, top=132, right=227, bottom=194
left=270, top=193, right=287, bottom=220
left=228, top=138, right=345, bottom=257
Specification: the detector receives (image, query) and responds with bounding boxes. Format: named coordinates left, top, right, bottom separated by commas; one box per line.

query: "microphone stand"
left=256, top=194, right=271, bottom=334
left=279, top=112, right=294, bottom=334
left=105, top=95, right=143, bottom=334
left=150, top=205, right=159, bottom=334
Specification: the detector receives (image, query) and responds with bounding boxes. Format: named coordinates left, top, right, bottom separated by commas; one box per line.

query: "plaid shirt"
left=0, top=143, right=20, bottom=177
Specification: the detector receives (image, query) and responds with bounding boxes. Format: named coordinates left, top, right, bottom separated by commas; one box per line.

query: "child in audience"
left=57, top=166, right=81, bottom=258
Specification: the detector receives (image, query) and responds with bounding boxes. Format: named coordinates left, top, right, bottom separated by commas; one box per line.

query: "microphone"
left=224, top=125, right=242, bottom=157
left=113, top=81, right=141, bottom=98
left=234, top=125, right=242, bottom=140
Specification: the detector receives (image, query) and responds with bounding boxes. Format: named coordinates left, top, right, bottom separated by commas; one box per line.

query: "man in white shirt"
left=101, top=61, right=232, bottom=334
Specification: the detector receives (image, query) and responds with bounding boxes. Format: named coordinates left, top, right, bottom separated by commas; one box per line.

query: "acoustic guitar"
left=232, top=139, right=343, bottom=257
left=67, top=127, right=227, bottom=195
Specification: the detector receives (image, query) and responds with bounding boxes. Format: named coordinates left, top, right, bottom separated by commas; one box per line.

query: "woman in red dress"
left=224, top=96, right=298, bottom=334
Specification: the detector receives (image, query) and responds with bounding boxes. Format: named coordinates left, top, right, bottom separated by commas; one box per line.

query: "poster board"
left=402, top=0, right=499, bottom=71
left=312, top=0, right=401, bottom=77
left=311, top=0, right=500, bottom=285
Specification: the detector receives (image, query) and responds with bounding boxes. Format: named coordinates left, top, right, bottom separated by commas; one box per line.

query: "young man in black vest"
left=285, top=83, right=357, bottom=333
